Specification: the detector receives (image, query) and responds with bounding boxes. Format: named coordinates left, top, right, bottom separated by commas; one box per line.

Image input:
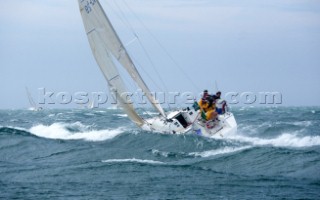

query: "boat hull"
left=141, top=107, right=237, bottom=137
left=193, top=112, right=237, bottom=137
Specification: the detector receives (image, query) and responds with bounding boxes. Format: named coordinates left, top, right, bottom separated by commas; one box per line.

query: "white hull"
left=193, top=112, right=237, bottom=137
left=141, top=106, right=237, bottom=137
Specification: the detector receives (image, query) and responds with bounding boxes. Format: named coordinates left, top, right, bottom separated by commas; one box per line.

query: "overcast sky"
left=0, top=0, right=319, bottom=109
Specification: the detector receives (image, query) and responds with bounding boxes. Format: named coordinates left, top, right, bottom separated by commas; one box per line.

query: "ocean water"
left=0, top=107, right=319, bottom=199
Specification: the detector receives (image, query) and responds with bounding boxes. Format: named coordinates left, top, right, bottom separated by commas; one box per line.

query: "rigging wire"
left=112, top=1, right=170, bottom=91
left=99, top=2, right=144, bottom=111
left=122, top=0, right=201, bottom=92
left=102, top=1, right=168, bottom=115
left=103, top=2, right=164, bottom=94
left=112, top=0, right=172, bottom=110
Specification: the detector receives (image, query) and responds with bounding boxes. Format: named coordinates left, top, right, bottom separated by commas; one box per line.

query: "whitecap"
left=29, top=122, right=124, bottom=141
left=291, top=121, right=313, bottom=127
left=224, top=132, right=320, bottom=148
left=114, top=114, right=128, bottom=118
left=101, top=158, right=164, bottom=165
left=274, top=120, right=313, bottom=127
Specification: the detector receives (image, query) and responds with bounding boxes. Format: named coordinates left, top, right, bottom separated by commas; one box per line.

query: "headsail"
left=78, top=0, right=166, bottom=118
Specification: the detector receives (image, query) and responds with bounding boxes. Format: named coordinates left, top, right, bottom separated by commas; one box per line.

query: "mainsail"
left=26, top=87, right=37, bottom=109
left=26, top=87, right=43, bottom=111
left=78, top=0, right=166, bottom=119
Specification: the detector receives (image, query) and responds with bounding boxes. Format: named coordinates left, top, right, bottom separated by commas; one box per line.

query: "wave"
left=29, top=122, right=125, bottom=141
left=101, top=158, right=164, bottom=165
left=0, top=126, right=32, bottom=137
left=151, top=149, right=173, bottom=158
left=223, top=132, right=320, bottom=148
left=189, top=146, right=252, bottom=158
left=150, top=146, right=251, bottom=159
left=274, top=120, right=314, bottom=127
left=84, top=113, right=95, bottom=116
left=107, top=106, right=120, bottom=110
left=151, top=149, right=192, bottom=159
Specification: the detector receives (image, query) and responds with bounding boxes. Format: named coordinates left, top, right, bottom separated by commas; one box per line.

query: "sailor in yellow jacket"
left=198, top=90, right=217, bottom=121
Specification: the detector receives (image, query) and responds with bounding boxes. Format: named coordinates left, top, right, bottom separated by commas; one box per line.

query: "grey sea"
left=0, top=107, right=319, bottom=199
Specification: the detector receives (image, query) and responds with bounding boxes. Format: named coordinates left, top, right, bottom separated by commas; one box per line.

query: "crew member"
left=198, top=90, right=218, bottom=121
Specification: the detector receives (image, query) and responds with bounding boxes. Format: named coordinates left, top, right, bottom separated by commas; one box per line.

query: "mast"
left=78, top=0, right=166, bottom=118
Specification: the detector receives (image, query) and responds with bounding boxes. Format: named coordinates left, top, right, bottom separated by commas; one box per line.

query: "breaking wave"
left=29, top=122, right=125, bottom=141
left=222, top=132, right=320, bottom=148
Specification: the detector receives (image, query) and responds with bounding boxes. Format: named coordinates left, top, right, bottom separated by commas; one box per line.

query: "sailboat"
left=87, top=98, right=95, bottom=109
left=77, top=0, right=237, bottom=136
left=26, top=87, right=42, bottom=111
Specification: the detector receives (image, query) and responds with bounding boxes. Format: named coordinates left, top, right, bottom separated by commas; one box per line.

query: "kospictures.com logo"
left=37, top=88, right=282, bottom=108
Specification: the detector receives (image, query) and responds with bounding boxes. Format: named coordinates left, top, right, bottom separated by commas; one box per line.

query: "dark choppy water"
left=0, top=107, right=319, bottom=199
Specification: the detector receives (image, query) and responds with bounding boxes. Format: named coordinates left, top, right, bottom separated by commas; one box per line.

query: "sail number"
left=84, top=0, right=97, bottom=14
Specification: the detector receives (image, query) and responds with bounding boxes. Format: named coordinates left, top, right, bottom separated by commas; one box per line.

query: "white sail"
left=26, top=87, right=36, bottom=108
left=26, top=87, right=42, bottom=111
left=78, top=0, right=144, bottom=126
left=78, top=0, right=166, bottom=118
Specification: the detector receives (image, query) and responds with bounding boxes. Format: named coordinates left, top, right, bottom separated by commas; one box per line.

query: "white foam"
left=114, top=114, right=128, bottom=118
left=291, top=121, right=313, bottom=127
left=189, top=146, right=251, bottom=158
left=101, top=158, right=164, bottom=165
left=225, top=132, right=320, bottom=148
left=29, top=122, right=124, bottom=141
